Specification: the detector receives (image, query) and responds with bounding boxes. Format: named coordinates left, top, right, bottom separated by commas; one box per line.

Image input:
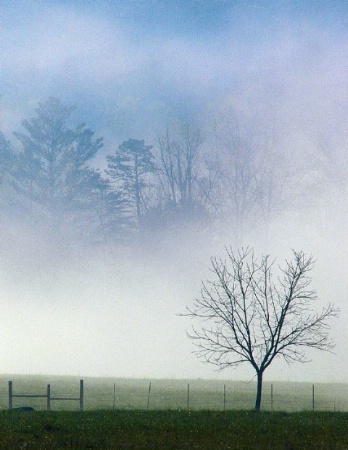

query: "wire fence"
left=1, top=376, right=348, bottom=412
left=108, top=380, right=348, bottom=412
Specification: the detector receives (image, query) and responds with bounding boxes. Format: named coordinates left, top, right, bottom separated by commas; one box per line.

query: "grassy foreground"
left=0, top=410, right=347, bottom=449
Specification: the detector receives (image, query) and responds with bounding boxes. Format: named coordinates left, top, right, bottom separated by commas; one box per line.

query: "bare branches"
left=183, top=248, right=339, bottom=374
left=156, top=122, right=202, bottom=210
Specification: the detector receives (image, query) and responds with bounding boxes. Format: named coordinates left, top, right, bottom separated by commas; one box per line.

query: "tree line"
left=0, top=97, right=338, bottom=248
left=0, top=98, right=212, bottom=246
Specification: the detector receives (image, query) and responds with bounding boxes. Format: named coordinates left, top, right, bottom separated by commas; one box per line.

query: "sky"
left=1, top=0, right=348, bottom=383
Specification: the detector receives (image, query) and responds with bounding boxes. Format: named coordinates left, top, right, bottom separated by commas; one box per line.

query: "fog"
left=0, top=0, right=348, bottom=383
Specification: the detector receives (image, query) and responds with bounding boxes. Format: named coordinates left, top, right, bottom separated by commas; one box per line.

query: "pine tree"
left=0, top=131, right=18, bottom=217
left=106, top=139, right=155, bottom=233
left=11, top=97, right=125, bottom=242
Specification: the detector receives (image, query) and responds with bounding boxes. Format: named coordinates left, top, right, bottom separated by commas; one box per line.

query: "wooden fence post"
left=8, top=381, right=12, bottom=410
left=47, top=384, right=51, bottom=411
left=223, top=384, right=226, bottom=411
left=8, top=379, right=83, bottom=411
left=187, top=383, right=190, bottom=410
left=271, top=384, right=274, bottom=411
left=312, top=384, right=315, bottom=411
left=80, top=380, right=84, bottom=411
left=147, top=382, right=151, bottom=411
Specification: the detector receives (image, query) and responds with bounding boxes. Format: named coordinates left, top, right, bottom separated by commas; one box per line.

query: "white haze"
left=0, top=0, right=347, bottom=383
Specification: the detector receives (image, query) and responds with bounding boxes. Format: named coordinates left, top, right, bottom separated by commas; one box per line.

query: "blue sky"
left=1, top=0, right=347, bottom=146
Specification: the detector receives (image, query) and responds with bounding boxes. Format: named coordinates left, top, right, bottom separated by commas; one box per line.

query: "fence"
left=3, top=378, right=348, bottom=412
left=8, top=379, right=84, bottom=411
left=107, top=380, right=348, bottom=412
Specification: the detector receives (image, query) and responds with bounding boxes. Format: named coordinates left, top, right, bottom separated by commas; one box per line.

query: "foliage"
left=1, top=95, right=347, bottom=246
left=0, top=131, right=19, bottom=216
left=106, top=138, right=155, bottom=232
left=0, top=97, right=307, bottom=246
left=11, top=97, right=106, bottom=240
left=78, top=168, right=130, bottom=244
left=0, top=132, right=15, bottom=183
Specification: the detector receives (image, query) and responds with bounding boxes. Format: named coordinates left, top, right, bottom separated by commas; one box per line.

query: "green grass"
left=1, top=376, right=348, bottom=448
left=0, top=410, right=347, bottom=449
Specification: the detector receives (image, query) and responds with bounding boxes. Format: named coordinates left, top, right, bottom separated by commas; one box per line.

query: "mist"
left=0, top=0, right=348, bottom=383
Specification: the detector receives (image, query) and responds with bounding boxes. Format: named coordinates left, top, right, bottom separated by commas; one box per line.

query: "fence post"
left=47, top=384, right=51, bottom=411
left=312, top=384, right=315, bottom=411
left=80, top=380, right=84, bottom=411
left=113, top=383, right=116, bottom=410
left=271, top=384, right=274, bottom=411
left=187, top=383, right=190, bottom=410
left=8, top=381, right=12, bottom=410
left=223, top=384, right=226, bottom=411
left=147, top=382, right=151, bottom=411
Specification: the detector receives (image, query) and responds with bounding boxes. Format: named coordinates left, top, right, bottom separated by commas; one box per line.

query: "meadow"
left=1, top=375, right=348, bottom=412
left=0, top=376, right=348, bottom=448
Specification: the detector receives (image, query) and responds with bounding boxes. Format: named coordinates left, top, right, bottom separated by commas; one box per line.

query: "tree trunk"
left=134, top=156, right=142, bottom=233
left=255, top=370, right=263, bottom=411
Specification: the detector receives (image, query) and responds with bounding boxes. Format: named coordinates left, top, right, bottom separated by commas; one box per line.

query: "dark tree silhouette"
left=11, top=97, right=112, bottom=241
left=0, top=132, right=15, bottom=185
left=183, top=248, right=339, bottom=411
left=13, top=98, right=103, bottom=214
left=106, top=139, right=155, bottom=233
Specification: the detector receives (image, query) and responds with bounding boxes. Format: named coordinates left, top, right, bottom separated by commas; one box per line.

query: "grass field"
left=0, top=409, right=347, bottom=449
left=1, top=375, right=348, bottom=412
left=1, top=376, right=348, bottom=448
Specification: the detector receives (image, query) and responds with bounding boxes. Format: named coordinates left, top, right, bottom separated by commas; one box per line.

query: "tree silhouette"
left=12, top=97, right=107, bottom=239
left=183, top=248, right=339, bottom=411
left=106, top=139, right=155, bottom=233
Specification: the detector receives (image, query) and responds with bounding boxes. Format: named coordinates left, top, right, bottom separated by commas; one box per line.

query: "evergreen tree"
left=81, top=168, right=130, bottom=245
left=106, top=139, right=155, bottom=233
left=11, top=97, right=126, bottom=242
left=0, top=132, right=15, bottom=183
left=0, top=131, right=18, bottom=217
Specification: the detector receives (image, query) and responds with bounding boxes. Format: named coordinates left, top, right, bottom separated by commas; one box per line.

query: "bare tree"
left=156, top=122, right=203, bottom=213
left=209, top=104, right=294, bottom=245
left=183, top=248, right=338, bottom=411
